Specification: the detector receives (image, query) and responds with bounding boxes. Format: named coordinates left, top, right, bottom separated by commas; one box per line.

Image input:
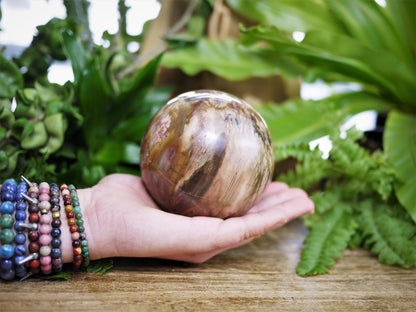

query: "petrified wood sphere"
left=140, top=90, right=275, bottom=218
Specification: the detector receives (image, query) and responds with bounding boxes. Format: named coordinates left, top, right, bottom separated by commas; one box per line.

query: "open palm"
left=81, top=174, right=314, bottom=263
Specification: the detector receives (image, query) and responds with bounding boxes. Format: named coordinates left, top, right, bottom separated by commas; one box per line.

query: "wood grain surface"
left=0, top=219, right=414, bottom=311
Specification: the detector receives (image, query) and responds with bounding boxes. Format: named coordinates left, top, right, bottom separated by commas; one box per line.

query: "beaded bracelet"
left=49, top=183, right=63, bottom=272
left=38, top=182, right=52, bottom=275
left=20, top=178, right=41, bottom=275
left=60, top=184, right=83, bottom=269
left=69, top=185, right=90, bottom=267
left=13, top=181, right=29, bottom=278
left=0, top=179, right=17, bottom=280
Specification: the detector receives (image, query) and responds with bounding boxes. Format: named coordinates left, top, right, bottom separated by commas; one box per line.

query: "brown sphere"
left=140, top=90, right=275, bottom=218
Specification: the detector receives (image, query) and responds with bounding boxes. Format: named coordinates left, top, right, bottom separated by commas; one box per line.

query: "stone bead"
left=65, top=205, right=73, bottom=212
left=38, top=193, right=50, bottom=202
left=78, top=225, right=85, bottom=233
left=67, top=211, right=75, bottom=219
left=39, top=245, right=51, bottom=257
left=69, top=225, right=78, bottom=233
left=76, top=219, right=84, bottom=227
left=0, top=259, right=13, bottom=270
left=51, top=248, right=62, bottom=258
left=28, top=204, right=39, bottom=213
left=15, top=265, right=27, bottom=278
left=41, top=264, right=52, bottom=274
left=14, top=209, right=27, bottom=221
left=28, top=185, right=39, bottom=194
left=39, top=234, right=52, bottom=246
left=14, top=255, right=25, bottom=265
left=14, top=233, right=26, bottom=245
left=50, top=189, right=60, bottom=197
left=40, top=255, right=51, bottom=266
left=29, top=213, right=39, bottom=223
left=1, top=191, right=14, bottom=202
left=39, top=224, right=50, bottom=235
left=51, top=228, right=61, bottom=238
left=72, top=240, right=81, bottom=248
left=0, top=229, right=15, bottom=244
left=68, top=218, right=76, bottom=226
left=51, top=238, right=61, bottom=248
left=15, top=244, right=27, bottom=256
left=38, top=201, right=51, bottom=212
left=0, top=244, right=14, bottom=258
left=73, top=206, right=81, bottom=214
left=50, top=196, right=59, bottom=205
left=51, top=204, right=60, bottom=212
left=39, top=214, right=52, bottom=225
left=0, top=201, right=14, bottom=214
left=0, top=269, right=15, bottom=280
left=39, top=182, right=49, bottom=189
left=61, top=189, right=70, bottom=196
left=71, top=232, right=80, bottom=240
left=52, top=257, right=62, bottom=267
left=3, top=178, right=17, bottom=185
left=73, top=247, right=82, bottom=256
left=51, top=218, right=61, bottom=228
left=15, top=201, right=27, bottom=211
left=29, top=242, right=40, bottom=253
left=79, top=232, right=87, bottom=241
left=0, top=214, right=14, bottom=228
left=28, top=231, right=40, bottom=242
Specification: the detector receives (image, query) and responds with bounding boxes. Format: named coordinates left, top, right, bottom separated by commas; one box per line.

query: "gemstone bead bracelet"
left=0, top=177, right=88, bottom=281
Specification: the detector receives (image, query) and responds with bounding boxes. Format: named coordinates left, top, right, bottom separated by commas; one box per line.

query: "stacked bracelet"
left=0, top=177, right=89, bottom=281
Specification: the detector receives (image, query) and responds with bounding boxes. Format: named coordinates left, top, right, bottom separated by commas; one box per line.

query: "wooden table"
left=0, top=220, right=415, bottom=311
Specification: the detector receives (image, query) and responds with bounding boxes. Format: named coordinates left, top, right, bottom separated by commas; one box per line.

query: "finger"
left=260, top=181, right=290, bottom=197
left=211, top=195, right=315, bottom=249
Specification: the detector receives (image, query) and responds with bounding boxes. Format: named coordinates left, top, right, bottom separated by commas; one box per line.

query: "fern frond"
left=328, top=129, right=396, bottom=200
left=360, top=202, right=416, bottom=267
left=297, top=204, right=358, bottom=276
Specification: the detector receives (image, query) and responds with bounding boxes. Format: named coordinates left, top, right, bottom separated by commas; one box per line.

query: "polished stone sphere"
left=140, top=90, right=275, bottom=218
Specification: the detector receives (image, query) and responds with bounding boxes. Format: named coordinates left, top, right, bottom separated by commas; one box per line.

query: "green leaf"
left=384, top=111, right=416, bottom=222
left=111, top=86, right=172, bottom=142
left=241, top=25, right=416, bottom=109
left=163, top=39, right=304, bottom=80
left=40, top=271, right=73, bottom=281
left=61, top=30, right=88, bottom=83
left=78, top=57, right=112, bottom=150
left=257, top=91, right=388, bottom=146
left=297, top=204, right=358, bottom=276
left=385, top=0, right=416, bottom=60
left=0, top=53, right=24, bottom=98
left=95, top=140, right=141, bottom=165
left=86, top=258, right=114, bottom=276
left=113, top=53, right=164, bottom=126
left=226, top=0, right=345, bottom=33
left=0, top=150, right=8, bottom=170
left=323, top=0, right=410, bottom=63
left=360, top=202, right=416, bottom=267
left=41, top=113, right=66, bottom=154
left=21, top=122, right=48, bottom=149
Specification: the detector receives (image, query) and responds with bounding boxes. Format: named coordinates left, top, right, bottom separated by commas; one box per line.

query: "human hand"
left=67, top=174, right=314, bottom=264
